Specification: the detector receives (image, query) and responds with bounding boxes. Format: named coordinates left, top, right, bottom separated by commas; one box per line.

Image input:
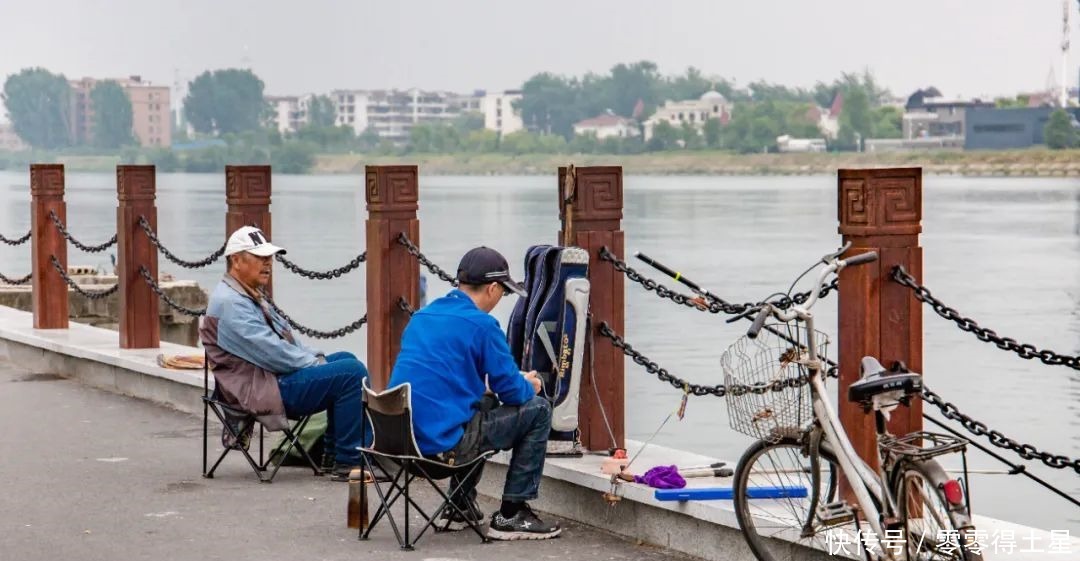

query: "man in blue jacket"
left=389, top=246, right=560, bottom=541
left=200, top=226, right=367, bottom=481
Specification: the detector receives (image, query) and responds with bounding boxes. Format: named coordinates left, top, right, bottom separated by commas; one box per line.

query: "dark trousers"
left=278, top=351, right=366, bottom=465
left=449, top=395, right=552, bottom=504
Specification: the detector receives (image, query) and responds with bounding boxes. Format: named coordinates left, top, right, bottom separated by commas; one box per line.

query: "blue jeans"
left=278, top=351, right=366, bottom=465
left=450, top=395, right=552, bottom=503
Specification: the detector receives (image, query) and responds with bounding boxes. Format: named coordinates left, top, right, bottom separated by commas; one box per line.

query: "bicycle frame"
left=773, top=263, right=901, bottom=560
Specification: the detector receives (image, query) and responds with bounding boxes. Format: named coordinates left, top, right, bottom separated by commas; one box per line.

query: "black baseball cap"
left=456, top=246, right=527, bottom=297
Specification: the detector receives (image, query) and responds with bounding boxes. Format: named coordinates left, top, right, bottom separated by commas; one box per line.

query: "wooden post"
left=558, top=165, right=624, bottom=452
left=365, top=165, right=420, bottom=391
left=30, top=164, right=68, bottom=329
left=116, top=165, right=160, bottom=348
left=225, top=165, right=273, bottom=294
left=837, top=167, right=923, bottom=468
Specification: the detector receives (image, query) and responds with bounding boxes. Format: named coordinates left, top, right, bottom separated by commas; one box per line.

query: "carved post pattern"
left=117, top=165, right=160, bottom=348
left=837, top=167, right=923, bottom=468
left=365, top=165, right=420, bottom=391
left=558, top=166, right=625, bottom=452
left=226, top=165, right=273, bottom=294
left=30, top=164, right=68, bottom=329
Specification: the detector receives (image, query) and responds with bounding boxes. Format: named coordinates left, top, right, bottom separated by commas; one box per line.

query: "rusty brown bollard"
left=837, top=167, right=923, bottom=469
left=226, top=165, right=273, bottom=294
left=30, top=164, right=68, bottom=329
left=365, top=165, right=420, bottom=391
left=116, top=165, right=160, bottom=348
left=558, top=165, right=625, bottom=452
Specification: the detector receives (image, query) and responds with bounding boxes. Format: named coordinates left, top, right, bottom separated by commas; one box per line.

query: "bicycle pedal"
left=816, top=501, right=856, bottom=527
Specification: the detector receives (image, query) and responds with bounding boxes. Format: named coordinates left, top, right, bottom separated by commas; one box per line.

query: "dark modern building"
left=964, top=107, right=1080, bottom=150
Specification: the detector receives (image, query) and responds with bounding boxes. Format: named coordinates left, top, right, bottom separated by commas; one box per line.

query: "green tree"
left=90, top=81, right=134, bottom=148
left=838, top=88, right=872, bottom=149
left=647, top=121, right=682, bottom=151
left=871, top=106, right=902, bottom=138
left=306, top=95, right=337, bottom=128
left=271, top=141, right=317, bottom=173
left=463, top=129, right=498, bottom=152
left=358, top=126, right=381, bottom=151
left=517, top=73, right=582, bottom=138
left=183, top=68, right=266, bottom=135
left=1044, top=109, right=1077, bottom=149
left=570, top=132, right=601, bottom=154
left=666, top=67, right=715, bottom=102
left=703, top=117, right=723, bottom=147
left=2, top=68, right=73, bottom=149
left=453, top=112, right=485, bottom=134
left=608, top=61, right=664, bottom=118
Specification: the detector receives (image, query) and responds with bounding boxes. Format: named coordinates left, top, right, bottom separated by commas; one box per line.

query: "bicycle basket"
left=719, top=322, right=829, bottom=443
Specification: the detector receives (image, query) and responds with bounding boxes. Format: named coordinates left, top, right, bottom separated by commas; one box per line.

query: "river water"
left=0, top=171, right=1077, bottom=534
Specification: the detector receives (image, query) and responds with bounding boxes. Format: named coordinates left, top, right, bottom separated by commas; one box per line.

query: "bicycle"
left=718, top=245, right=982, bottom=561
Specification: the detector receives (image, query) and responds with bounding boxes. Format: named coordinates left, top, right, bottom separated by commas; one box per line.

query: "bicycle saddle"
left=847, top=357, right=923, bottom=404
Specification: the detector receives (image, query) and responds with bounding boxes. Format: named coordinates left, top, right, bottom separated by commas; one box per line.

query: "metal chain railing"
left=921, top=385, right=1080, bottom=473
left=50, top=255, right=117, bottom=299
left=276, top=252, right=366, bottom=280
left=0, top=272, right=31, bottom=285
left=892, top=265, right=1080, bottom=372
left=398, top=297, right=415, bottom=316
left=397, top=233, right=459, bottom=287
left=137, top=266, right=207, bottom=317
left=137, top=216, right=225, bottom=269
left=264, top=296, right=366, bottom=340
left=0, top=230, right=30, bottom=246
left=48, top=211, right=116, bottom=253
left=597, top=321, right=838, bottom=397
left=598, top=247, right=838, bottom=315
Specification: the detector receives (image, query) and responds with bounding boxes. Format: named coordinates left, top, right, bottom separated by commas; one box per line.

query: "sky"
left=1, top=0, right=1078, bottom=109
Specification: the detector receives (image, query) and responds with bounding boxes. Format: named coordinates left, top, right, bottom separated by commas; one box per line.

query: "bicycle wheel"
left=734, top=437, right=861, bottom=561
left=893, top=460, right=984, bottom=561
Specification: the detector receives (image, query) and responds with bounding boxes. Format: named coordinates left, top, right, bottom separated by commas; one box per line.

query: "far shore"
left=8, top=148, right=1080, bottom=177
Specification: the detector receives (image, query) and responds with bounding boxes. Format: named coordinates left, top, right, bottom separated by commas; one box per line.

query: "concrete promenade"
left=0, top=357, right=694, bottom=561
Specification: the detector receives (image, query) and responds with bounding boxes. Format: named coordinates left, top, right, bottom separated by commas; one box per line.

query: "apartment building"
left=332, top=90, right=369, bottom=135
left=481, top=90, right=523, bottom=135
left=266, top=95, right=309, bottom=134
left=69, top=76, right=171, bottom=147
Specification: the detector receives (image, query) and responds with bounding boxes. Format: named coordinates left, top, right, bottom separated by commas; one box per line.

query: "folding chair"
left=359, top=380, right=493, bottom=550
left=201, top=352, right=323, bottom=483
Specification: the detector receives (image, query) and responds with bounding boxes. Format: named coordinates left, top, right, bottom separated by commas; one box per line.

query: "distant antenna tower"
left=1062, top=0, right=1071, bottom=107
left=241, top=44, right=252, bottom=70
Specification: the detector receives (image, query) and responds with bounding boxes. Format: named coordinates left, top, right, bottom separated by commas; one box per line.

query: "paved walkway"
left=0, top=357, right=696, bottom=561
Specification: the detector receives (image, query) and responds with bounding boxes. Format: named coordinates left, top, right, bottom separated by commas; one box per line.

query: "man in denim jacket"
left=200, top=226, right=367, bottom=481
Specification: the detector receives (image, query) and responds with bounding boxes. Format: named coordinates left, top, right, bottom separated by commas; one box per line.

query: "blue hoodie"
left=389, top=290, right=534, bottom=455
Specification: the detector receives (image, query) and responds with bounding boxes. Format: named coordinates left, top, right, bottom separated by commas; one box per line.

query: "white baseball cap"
left=224, top=226, right=286, bottom=257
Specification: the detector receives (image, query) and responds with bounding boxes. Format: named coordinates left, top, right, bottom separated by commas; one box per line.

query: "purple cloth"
left=634, top=465, right=686, bottom=489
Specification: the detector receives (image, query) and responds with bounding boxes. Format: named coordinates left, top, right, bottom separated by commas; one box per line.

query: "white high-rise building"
left=333, top=90, right=370, bottom=135
left=481, top=90, right=523, bottom=135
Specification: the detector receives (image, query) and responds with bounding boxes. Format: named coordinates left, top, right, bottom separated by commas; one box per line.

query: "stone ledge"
left=0, top=304, right=1071, bottom=561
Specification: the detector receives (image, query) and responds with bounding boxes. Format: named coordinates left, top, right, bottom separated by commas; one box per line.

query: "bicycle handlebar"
left=747, top=307, right=770, bottom=339
left=841, top=251, right=878, bottom=267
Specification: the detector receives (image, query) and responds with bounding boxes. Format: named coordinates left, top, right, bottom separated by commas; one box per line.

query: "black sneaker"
left=330, top=463, right=363, bottom=482
left=438, top=499, right=485, bottom=531
left=487, top=503, right=562, bottom=540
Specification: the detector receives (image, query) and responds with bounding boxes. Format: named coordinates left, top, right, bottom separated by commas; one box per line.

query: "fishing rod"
left=634, top=252, right=731, bottom=306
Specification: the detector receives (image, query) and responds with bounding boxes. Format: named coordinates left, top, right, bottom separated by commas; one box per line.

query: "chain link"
left=920, top=385, right=1080, bottom=473
left=597, top=321, right=838, bottom=397
left=892, top=265, right=1080, bottom=372
left=263, top=296, right=366, bottom=339
left=0, top=271, right=31, bottom=285
left=137, top=266, right=207, bottom=316
left=49, top=255, right=117, bottom=299
left=398, top=297, right=415, bottom=316
left=0, top=230, right=30, bottom=246
left=397, top=233, right=459, bottom=287
left=276, top=252, right=366, bottom=280
left=137, top=216, right=225, bottom=269
left=48, top=211, right=116, bottom=253
left=598, top=247, right=837, bottom=315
